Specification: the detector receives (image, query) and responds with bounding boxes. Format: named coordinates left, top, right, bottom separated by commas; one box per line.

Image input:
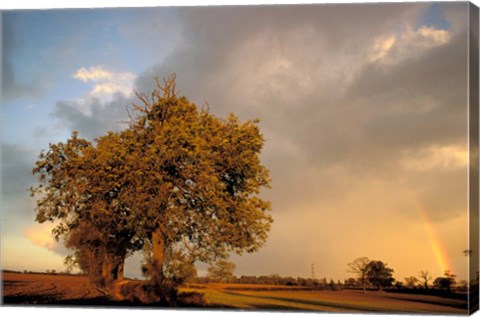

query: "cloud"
left=371, top=26, right=450, bottom=64
left=72, top=66, right=136, bottom=103
left=73, top=66, right=114, bottom=82
left=56, top=66, right=137, bottom=120
left=53, top=3, right=469, bottom=223
left=23, top=222, right=68, bottom=256
left=401, top=145, right=468, bottom=171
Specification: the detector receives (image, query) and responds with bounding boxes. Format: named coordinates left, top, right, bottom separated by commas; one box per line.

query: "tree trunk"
left=88, top=250, right=96, bottom=280
left=152, top=228, right=165, bottom=284
left=116, top=258, right=124, bottom=282
left=101, top=255, right=114, bottom=288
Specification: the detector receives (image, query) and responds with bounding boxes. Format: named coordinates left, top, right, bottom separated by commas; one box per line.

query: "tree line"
left=347, top=257, right=468, bottom=293
left=190, top=257, right=469, bottom=293
left=29, top=76, right=272, bottom=304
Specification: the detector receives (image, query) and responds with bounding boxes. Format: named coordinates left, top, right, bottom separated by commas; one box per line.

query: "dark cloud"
left=1, top=143, right=36, bottom=198
left=1, top=15, right=48, bottom=101
left=1, top=143, right=38, bottom=237
left=51, top=2, right=469, bottom=226
left=53, top=94, right=132, bottom=140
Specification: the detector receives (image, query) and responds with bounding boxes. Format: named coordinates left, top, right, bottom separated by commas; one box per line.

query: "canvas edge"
left=469, top=1, right=480, bottom=315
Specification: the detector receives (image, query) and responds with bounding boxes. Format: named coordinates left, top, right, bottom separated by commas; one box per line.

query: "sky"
left=0, top=0, right=477, bottom=284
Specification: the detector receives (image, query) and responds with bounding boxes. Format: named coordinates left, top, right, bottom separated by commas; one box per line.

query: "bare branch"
left=133, top=90, right=151, bottom=111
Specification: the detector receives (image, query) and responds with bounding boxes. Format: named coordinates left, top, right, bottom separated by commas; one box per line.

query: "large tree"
left=122, top=77, right=272, bottom=293
left=30, top=76, right=272, bottom=301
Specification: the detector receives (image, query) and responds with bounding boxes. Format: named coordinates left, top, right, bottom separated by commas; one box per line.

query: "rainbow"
left=415, top=200, right=452, bottom=274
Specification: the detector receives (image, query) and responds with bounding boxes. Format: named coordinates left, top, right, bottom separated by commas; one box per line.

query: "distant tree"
left=344, top=278, right=357, bottom=288
left=365, top=261, right=394, bottom=290
left=433, top=270, right=457, bottom=291
left=337, top=280, right=343, bottom=290
left=457, top=280, right=469, bottom=292
left=283, top=276, right=297, bottom=286
left=348, top=257, right=370, bottom=293
left=207, top=259, right=236, bottom=283
left=404, top=276, right=419, bottom=289
left=328, top=279, right=337, bottom=290
left=321, top=277, right=328, bottom=288
left=419, top=270, right=432, bottom=289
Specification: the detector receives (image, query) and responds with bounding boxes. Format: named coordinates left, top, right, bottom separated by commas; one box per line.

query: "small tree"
left=344, top=278, right=357, bottom=288
left=207, top=259, right=236, bottom=283
left=433, top=270, right=457, bottom=292
left=348, top=257, right=370, bottom=293
left=365, top=261, right=394, bottom=290
left=457, top=280, right=469, bottom=292
left=404, top=276, right=419, bottom=289
left=419, top=270, right=432, bottom=289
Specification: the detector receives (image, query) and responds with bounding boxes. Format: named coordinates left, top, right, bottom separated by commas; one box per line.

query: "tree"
left=344, top=278, right=357, bottom=288
left=404, top=276, right=419, bottom=289
left=30, top=131, right=143, bottom=289
left=348, top=257, right=370, bottom=293
left=433, top=270, right=457, bottom=291
left=30, top=76, right=272, bottom=302
left=207, top=259, right=236, bottom=283
left=457, top=280, right=469, bottom=292
left=419, top=270, right=432, bottom=289
left=365, top=261, right=394, bottom=290
left=121, top=76, right=271, bottom=294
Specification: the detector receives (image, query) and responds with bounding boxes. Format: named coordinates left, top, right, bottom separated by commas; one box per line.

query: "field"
left=2, top=272, right=468, bottom=314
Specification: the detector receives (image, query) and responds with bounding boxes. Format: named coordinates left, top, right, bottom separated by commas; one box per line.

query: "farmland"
left=2, top=272, right=468, bottom=314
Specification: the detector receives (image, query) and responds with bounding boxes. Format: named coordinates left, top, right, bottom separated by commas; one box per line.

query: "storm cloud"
left=51, top=3, right=469, bottom=222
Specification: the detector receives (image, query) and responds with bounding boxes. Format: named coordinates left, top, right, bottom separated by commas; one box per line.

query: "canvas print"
left=1, top=1, right=479, bottom=315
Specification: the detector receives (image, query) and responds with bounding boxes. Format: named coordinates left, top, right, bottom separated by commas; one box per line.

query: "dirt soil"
left=2, top=272, right=110, bottom=305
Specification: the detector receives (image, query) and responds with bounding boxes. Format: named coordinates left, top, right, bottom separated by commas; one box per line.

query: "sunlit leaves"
left=30, top=76, right=272, bottom=288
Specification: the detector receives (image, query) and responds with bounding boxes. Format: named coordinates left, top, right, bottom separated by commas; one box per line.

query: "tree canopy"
left=433, top=270, right=457, bottom=291
left=365, top=260, right=394, bottom=290
left=30, top=76, right=272, bottom=301
left=348, top=257, right=396, bottom=292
